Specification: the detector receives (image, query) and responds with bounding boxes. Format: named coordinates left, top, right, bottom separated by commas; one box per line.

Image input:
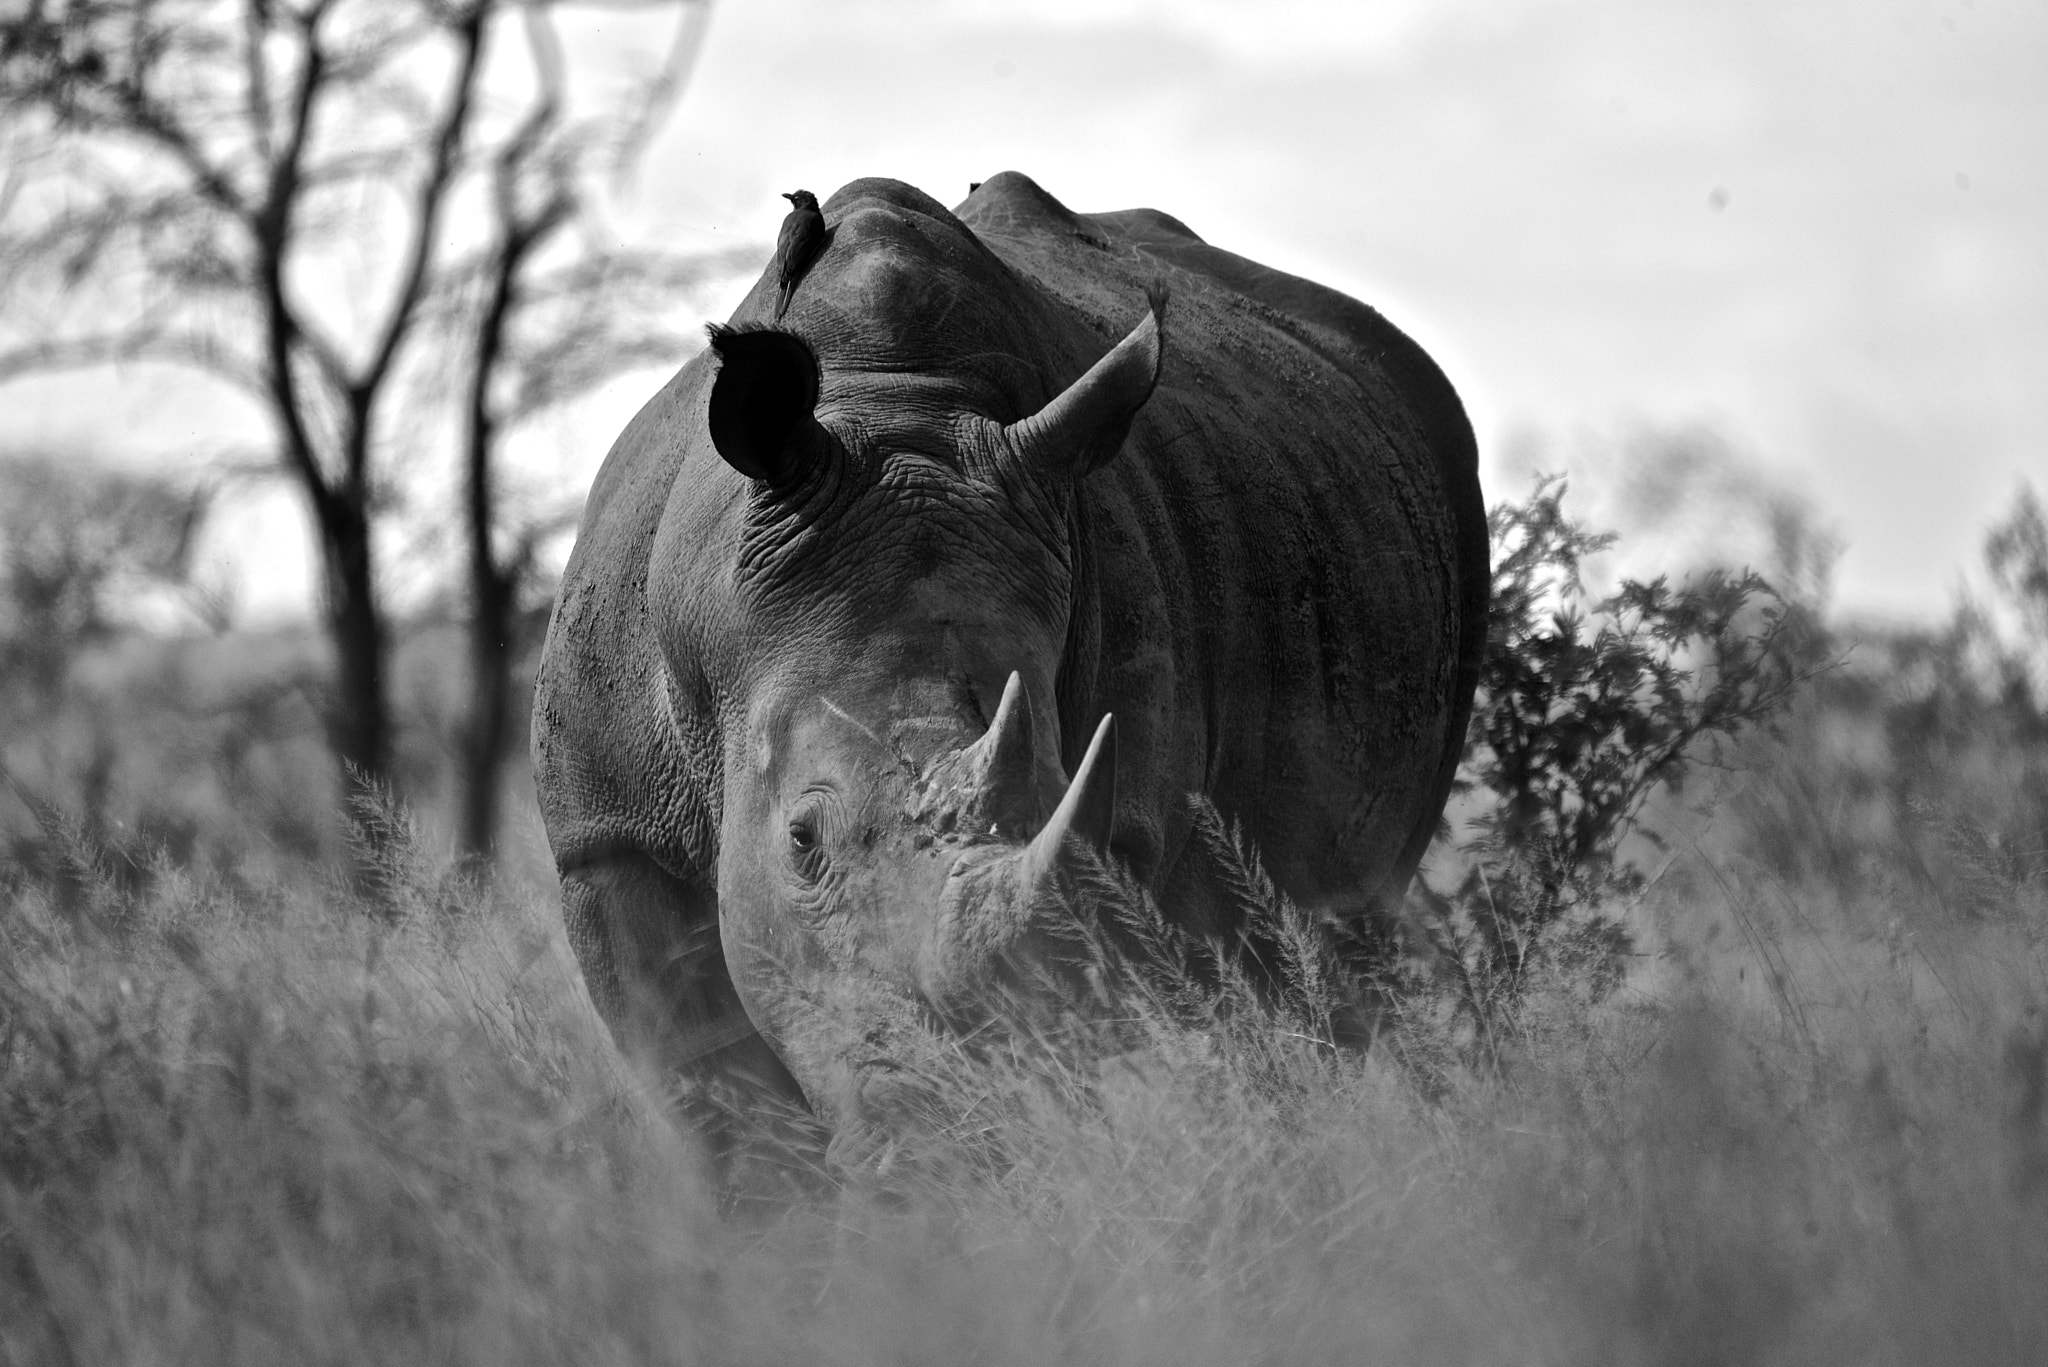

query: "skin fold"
left=531, top=173, right=1487, bottom=1159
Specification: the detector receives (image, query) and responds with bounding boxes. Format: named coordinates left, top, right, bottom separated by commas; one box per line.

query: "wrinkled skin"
left=532, top=174, right=1488, bottom=1158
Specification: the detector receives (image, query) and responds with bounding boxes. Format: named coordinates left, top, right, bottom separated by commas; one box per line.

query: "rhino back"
left=957, top=172, right=1484, bottom=918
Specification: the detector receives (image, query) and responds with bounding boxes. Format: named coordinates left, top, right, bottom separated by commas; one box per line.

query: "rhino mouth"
left=793, top=672, right=1131, bottom=1168
left=916, top=670, right=1118, bottom=894
left=849, top=1052, right=903, bottom=1073
left=824, top=1036, right=1024, bottom=1179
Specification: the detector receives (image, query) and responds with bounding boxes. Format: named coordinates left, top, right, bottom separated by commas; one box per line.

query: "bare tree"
left=0, top=0, right=729, bottom=858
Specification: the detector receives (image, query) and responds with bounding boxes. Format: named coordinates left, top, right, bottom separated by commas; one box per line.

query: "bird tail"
left=775, top=280, right=794, bottom=321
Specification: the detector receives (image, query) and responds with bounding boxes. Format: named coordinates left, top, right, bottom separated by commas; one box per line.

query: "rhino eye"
left=787, top=816, right=827, bottom=881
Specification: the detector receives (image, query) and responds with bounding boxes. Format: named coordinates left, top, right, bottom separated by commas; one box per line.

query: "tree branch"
left=353, top=4, right=487, bottom=410
left=462, top=1, right=573, bottom=601
left=602, top=0, right=712, bottom=185
left=109, top=86, right=253, bottom=225
left=0, top=328, right=267, bottom=397
left=241, top=0, right=277, bottom=165
left=254, top=2, right=337, bottom=513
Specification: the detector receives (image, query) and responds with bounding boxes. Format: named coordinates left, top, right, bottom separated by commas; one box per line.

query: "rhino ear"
left=706, top=325, right=826, bottom=487
left=1003, top=282, right=1166, bottom=480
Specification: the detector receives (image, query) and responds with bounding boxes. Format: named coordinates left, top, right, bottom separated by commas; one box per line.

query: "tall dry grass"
left=4, top=713, right=2045, bottom=1365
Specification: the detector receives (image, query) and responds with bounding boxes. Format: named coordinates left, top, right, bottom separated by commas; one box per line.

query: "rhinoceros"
left=532, top=173, right=1486, bottom=1152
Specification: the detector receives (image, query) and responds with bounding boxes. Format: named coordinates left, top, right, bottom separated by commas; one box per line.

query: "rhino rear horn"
left=1019, top=713, right=1117, bottom=896
left=1003, top=283, right=1166, bottom=479
left=706, top=325, right=827, bottom=488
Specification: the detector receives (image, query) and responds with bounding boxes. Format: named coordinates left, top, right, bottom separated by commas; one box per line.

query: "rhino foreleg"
left=559, top=854, right=817, bottom=1168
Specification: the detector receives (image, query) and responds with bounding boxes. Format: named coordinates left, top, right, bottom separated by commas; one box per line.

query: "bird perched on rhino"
left=773, top=189, right=826, bottom=321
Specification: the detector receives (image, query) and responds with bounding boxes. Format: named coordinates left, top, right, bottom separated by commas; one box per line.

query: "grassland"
left=2, top=617, right=2045, bottom=1365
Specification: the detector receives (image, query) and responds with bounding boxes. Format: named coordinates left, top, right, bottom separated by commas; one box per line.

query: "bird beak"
left=781, top=192, right=797, bottom=204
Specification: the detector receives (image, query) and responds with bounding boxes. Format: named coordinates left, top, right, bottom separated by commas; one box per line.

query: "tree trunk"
left=319, top=498, right=390, bottom=799
left=456, top=206, right=527, bottom=864
left=460, top=563, right=512, bottom=860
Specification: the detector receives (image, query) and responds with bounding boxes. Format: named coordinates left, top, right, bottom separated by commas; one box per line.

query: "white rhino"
left=532, top=173, right=1486, bottom=1155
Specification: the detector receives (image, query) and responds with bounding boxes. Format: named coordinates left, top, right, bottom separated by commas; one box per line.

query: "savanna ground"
left=3, top=474, right=2047, bottom=1366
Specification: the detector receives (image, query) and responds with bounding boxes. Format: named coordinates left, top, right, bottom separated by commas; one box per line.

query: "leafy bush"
left=1416, top=476, right=1811, bottom=1048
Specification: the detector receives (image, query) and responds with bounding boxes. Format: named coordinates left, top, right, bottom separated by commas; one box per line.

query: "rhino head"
left=690, top=281, right=1167, bottom=1151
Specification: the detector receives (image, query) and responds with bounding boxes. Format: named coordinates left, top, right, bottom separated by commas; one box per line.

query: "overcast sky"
left=628, top=0, right=2045, bottom=621
left=7, top=0, right=2044, bottom=623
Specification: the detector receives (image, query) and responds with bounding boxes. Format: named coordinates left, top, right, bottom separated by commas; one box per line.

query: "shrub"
left=1416, top=476, right=1811, bottom=1051
left=1982, top=481, right=2048, bottom=716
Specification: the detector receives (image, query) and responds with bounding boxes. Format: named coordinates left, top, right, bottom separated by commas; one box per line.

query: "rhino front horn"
left=1019, top=713, right=1117, bottom=895
left=954, top=676, right=1024, bottom=803
left=950, top=672, right=1048, bottom=840
left=1002, top=283, right=1166, bottom=480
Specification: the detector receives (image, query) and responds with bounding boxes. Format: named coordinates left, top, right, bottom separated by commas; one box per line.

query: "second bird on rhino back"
left=531, top=171, right=1487, bottom=1155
